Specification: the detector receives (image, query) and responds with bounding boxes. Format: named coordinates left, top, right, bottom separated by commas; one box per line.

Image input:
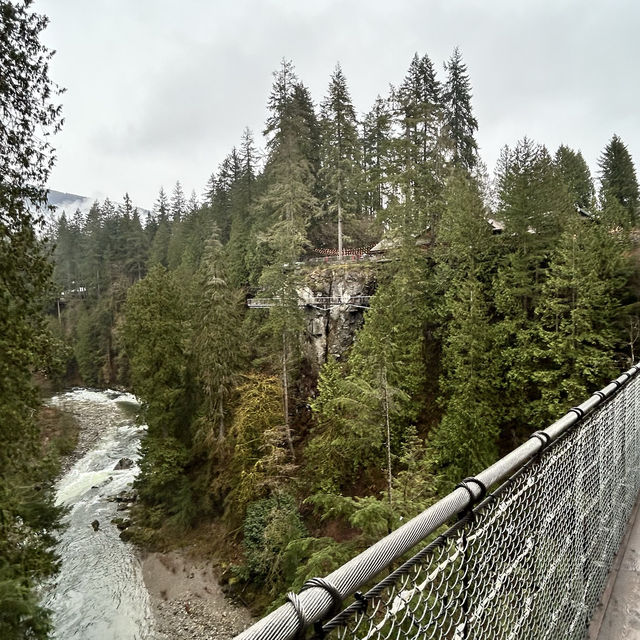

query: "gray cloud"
left=39, top=0, right=640, bottom=209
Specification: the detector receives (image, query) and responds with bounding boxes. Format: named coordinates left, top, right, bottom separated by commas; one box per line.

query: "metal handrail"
left=234, top=362, right=640, bottom=640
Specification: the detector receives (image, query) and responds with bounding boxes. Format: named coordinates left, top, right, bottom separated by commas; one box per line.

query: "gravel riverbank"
left=141, top=550, right=253, bottom=639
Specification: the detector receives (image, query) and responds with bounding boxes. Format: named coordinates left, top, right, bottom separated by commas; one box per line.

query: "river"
left=43, top=388, right=156, bottom=640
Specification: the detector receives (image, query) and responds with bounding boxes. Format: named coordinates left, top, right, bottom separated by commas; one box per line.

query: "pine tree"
left=264, top=58, right=299, bottom=150
left=155, top=186, right=170, bottom=222
left=188, top=189, right=199, bottom=213
left=392, top=52, right=445, bottom=226
left=291, top=82, right=322, bottom=192
left=554, top=144, right=594, bottom=210
left=362, top=96, right=393, bottom=218
left=0, top=2, right=65, bottom=636
left=430, top=170, right=499, bottom=486
left=534, top=211, right=627, bottom=422
left=227, top=129, right=258, bottom=287
left=122, top=266, right=196, bottom=520
left=171, top=180, right=187, bottom=223
left=204, top=172, right=216, bottom=206
left=319, top=64, right=362, bottom=256
left=492, top=138, right=574, bottom=441
left=598, top=134, right=639, bottom=224
left=192, top=226, right=246, bottom=443
left=211, top=149, right=241, bottom=242
left=148, top=188, right=171, bottom=267
left=125, top=209, right=148, bottom=282
left=256, top=63, right=320, bottom=454
left=442, top=47, right=478, bottom=172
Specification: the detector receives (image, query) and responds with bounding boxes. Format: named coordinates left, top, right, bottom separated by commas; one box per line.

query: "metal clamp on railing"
left=568, top=406, right=585, bottom=421
left=455, top=476, right=487, bottom=515
left=287, top=578, right=343, bottom=639
left=530, top=430, right=551, bottom=454
left=286, top=592, right=309, bottom=640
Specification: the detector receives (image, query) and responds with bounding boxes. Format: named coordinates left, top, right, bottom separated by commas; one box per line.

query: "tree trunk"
left=218, top=384, right=225, bottom=440
left=382, top=366, right=392, bottom=506
left=337, top=202, right=343, bottom=260
left=282, top=332, right=295, bottom=460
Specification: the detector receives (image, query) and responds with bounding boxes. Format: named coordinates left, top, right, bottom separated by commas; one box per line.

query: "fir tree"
left=362, top=96, right=393, bottom=218
left=554, top=144, right=594, bottom=210
left=442, top=47, right=478, bottom=172
left=319, top=64, right=362, bottom=256
left=534, top=211, right=628, bottom=422
left=598, top=134, right=639, bottom=224
left=392, top=53, right=445, bottom=226
left=155, top=186, right=170, bottom=222
left=122, top=266, right=196, bottom=521
left=430, top=170, right=499, bottom=486
left=192, top=226, right=246, bottom=443
left=493, top=138, right=574, bottom=442
left=0, top=1, right=65, bottom=636
left=170, top=180, right=187, bottom=223
left=226, top=129, right=258, bottom=287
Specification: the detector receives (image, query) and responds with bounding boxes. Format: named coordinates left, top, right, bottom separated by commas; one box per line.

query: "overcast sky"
left=38, top=0, right=640, bottom=211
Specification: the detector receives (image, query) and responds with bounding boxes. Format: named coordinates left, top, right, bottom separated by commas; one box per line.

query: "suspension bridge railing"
left=234, top=363, right=640, bottom=640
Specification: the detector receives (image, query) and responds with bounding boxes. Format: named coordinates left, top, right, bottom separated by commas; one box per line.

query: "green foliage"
left=225, top=374, right=295, bottom=521
left=135, top=436, right=195, bottom=527
left=533, top=211, right=630, bottom=421
left=442, top=47, right=478, bottom=172
left=44, top=50, right=640, bottom=620
left=554, top=144, right=594, bottom=210
left=598, top=134, right=639, bottom=224
left=319, top=64, right=363, bottom=250
left=0, top=1, right=65, bottom=636
left=123, top=265, right=194, bottom=442
left=243, top=493, right=306, bottom=593
left=284, top=537, right=355, bottom=593
left=191, top=226, right=246, bottom=445
left=429, top=170, right=500, bottom=485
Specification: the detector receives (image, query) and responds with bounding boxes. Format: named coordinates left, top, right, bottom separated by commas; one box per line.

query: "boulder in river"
left=91, top=520, right=100, bottom=531
left=111, top=517, right=132, bottom=531
left=114, top=457, right=134, bottom=470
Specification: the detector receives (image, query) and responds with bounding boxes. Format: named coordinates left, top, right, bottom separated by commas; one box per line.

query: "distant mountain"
left=47, top=189, right=95, bottom=215
left=45, top=189, right=151, bottom=221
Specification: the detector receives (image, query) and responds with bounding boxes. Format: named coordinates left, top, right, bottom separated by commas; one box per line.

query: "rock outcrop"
left=300, top=264, right=377, bottom=373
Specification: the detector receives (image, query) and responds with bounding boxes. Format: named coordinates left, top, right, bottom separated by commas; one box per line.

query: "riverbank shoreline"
left=140, top=549, right=253, bottom=639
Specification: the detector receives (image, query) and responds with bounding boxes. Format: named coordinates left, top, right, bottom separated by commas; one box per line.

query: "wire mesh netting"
left=320, top=376, right=640, bottom=640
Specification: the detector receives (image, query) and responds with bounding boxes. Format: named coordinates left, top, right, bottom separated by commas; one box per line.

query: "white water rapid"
left=43, top=388, right=156, bottom=640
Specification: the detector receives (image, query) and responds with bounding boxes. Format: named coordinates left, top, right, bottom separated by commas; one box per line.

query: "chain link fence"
left=236, top=364, right=640, bottom=640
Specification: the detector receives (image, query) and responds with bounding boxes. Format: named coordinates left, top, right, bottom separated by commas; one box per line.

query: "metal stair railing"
left=234, top=363, right=640, bottom=640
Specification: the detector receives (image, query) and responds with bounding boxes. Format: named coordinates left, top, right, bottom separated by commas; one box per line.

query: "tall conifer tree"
left=319, top=64, right=362, bottom=256
left=0, top=2, right=65, bottom=635
left=554, top=144, right=594, bottom=210
left=442, top=47, right=478, bottom=172
left=598, top=134, right=639, bottom=224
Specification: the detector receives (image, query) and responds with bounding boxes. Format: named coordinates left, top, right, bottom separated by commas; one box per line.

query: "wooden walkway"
left=589, top=496, right=640, bottom=639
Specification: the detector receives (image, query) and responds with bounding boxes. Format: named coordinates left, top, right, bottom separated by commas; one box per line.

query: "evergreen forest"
left=4, top=1, right=640, bottom=630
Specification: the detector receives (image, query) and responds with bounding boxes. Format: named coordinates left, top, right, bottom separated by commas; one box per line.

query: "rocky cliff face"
left=299, top=264, right=377, bottom=373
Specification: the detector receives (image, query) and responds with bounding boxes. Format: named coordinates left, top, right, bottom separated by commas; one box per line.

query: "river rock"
left=114, top=457, right=134, bottom=470
left=111, top=517, right=132, bottom=531
left=91, top=519, right=100, bottom=531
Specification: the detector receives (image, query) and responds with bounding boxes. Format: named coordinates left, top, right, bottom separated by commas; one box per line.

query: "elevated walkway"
left=589, top=496, right=640, bottom=639
left=247, top=296, right=371, bottom=310
left=235, top=363, right=640, bottom=640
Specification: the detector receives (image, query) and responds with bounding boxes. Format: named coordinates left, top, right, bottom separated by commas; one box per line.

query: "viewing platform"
left=247, top=295, right=371, bottom=310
